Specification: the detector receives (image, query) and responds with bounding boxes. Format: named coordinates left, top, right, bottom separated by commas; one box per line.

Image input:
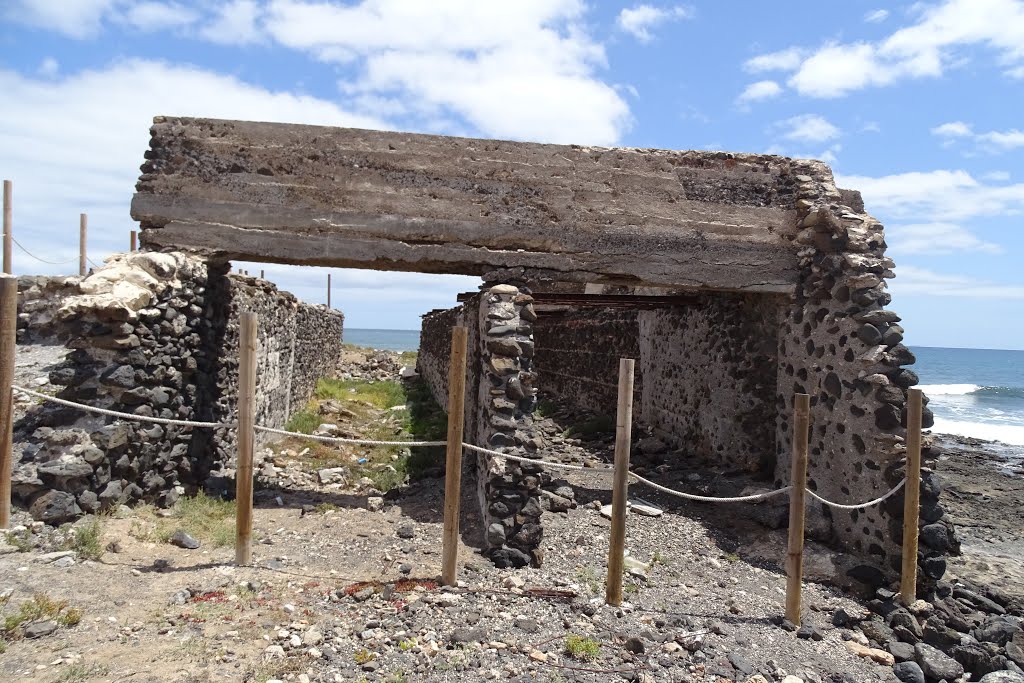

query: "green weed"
left=564, top=634, right=600, bottom=661
left=66, top=516, right=104, bottom=561
left=53, top=662, right=108, bottom=682
left=1, top=593, right=83, bottom=642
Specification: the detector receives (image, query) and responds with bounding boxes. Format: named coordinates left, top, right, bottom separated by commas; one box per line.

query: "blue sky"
left=1, top=1, right=1022, bottom=348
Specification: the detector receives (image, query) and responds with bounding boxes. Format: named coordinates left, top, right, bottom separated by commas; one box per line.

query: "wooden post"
left=130, top=230, right=137, bottom=253
left=3, top=181, right=11, bottom=274
left=606, top=358, right=635, bottom=606
left=259, top=270, right=264, bottom=279
left=441, top=326, right=468, bottom=586
left=235, top=312, right=257, bottom=565
left=327, top=273, right=332, bottom=308
left=0, top=275, right=17, bottom=528
left=78, top=214, right=87, bottom=276
left=900, top=388, right=924, bottom=605
left=785, top=393, right=810, bottom=625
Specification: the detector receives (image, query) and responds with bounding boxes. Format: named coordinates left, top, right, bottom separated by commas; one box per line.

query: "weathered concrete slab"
left=132, top=117, right=809, bottom=292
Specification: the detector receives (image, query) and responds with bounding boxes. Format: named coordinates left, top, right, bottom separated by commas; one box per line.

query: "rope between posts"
left=463, top=442, right=793, bottom=502
left=11, top=385, right=226, bottom=428
left=11, top=236, right=80, bottom=265
left=254, top=424, right=446, bottom=447
left=806, top=478, right=907, bottom=510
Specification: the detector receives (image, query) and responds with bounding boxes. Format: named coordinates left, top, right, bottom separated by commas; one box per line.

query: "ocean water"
left=913, top=346, right=1024, bottom=447
left=343, top=328, right=420, bottom=352
left=341, top=332, right=1024, bottom=448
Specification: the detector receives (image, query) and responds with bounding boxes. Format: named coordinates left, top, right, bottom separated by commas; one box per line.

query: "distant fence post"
left=327, top=273, right=332, bottom=308
left=0, top=274, right=17, bottom=527
left=130, top=230, right=137, bottom=253
left=441, top=326, right=469, bottom=586
left=900, top=388, right=924, bottom=604
left=3, top=180, right=11, bottom=274
left=785, top=393, right=810, bottom=625
left=79, top=214, right=87, bottom=276
left=235, top=312, right=257, bottom=565
left=606, top=358, right=635, bottom=606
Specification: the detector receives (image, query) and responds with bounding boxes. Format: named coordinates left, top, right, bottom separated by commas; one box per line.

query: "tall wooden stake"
left=785, top=393, right=811, bottom=625
left=78, top=214, right=87, bottom=276
left=235, top=312, right=257, bottom=565
left=327, top=273, right=332, bottom=308
left=900, top=388, right=924, bottom=605
left=0, top=275, right=17, bottom=528
left=130, top=230, right=137, bottom=253
left=260, top=270, right=264, bottom=279
left=3, top=181, right=12, bottom=274
left=606, top=358, right=635, bottom=606
left=441, top=326, right=469, bottom=586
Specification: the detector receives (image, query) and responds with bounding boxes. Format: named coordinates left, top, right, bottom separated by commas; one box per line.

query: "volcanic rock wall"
left=533, top=309, right=642, bottom=418
left=12, top=252, right=344, bottom=522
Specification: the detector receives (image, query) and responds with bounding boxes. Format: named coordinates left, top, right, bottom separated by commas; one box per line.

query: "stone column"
left=474, top=283, right=546, bottom=568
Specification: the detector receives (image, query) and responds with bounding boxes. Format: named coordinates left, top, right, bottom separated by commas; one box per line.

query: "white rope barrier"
left=806, top=478, right=907, bottom=510
left=628, top=472, right=793, bottom=503
left=255, top=424, right=446, bottom=447
left=9, top=385, right=910, bottom=509
left=11, top=385, right=226, bottom=428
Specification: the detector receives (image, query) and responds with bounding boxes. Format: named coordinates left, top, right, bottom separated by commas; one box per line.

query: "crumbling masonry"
left=130, top=117, right=946, bottom=583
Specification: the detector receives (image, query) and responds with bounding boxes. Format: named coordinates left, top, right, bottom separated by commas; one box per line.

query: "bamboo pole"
left=327, top=273, right=332, bottom=308
left=3, top=181, right=12, bottom=274
left=79, top=214, right=87, bottom=276
left=785, top=393, right=811, bottom=625
left=441, top=326, right=469, bottom=586
left=0, top=275, right=17, bottom=527
left=130, top=230, right=137, bottom=253
left=900, top=388, right=924, bottom=605
left=235, top=312, right=257, bottom=565
left=606, top=358, right=635, bottom=606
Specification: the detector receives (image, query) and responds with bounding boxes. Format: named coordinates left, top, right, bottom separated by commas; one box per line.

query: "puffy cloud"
left=747, top=0, right=1024, bottom=98
left=890, top=266, right=1024, bottom=299
left=931, top=120, right=973, bottom=137
left=199, top=0, right=263, bottom=44
left=736, top=79, right=782, bottom=104
left=837, top=169, right=1024, bottom=221
left=616, top=4, right=693, bottom=43
left=774, top=114, right=840, bottom=143
left=4, top=0, right=119, bottom=38
left=930, top=121, right=1024, bottom=151
left=887, top=223, right=1003, bottom=255
left=116, top=1, right=198, bottom=31
left=264, top=0, right=630, bottom=145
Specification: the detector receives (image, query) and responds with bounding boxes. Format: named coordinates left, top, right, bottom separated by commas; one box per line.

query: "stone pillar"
left=474, top=283, right=546, bottom=568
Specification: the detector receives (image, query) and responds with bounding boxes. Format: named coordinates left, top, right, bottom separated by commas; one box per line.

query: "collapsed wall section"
left=11, top=252, right=344, bottom=523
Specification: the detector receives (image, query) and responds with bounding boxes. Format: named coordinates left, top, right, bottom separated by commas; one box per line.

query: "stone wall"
left=15, top=276, right=83, bottom=343
left=638, top=296, right=783, bottom=476
left=776, top=163, right=944, bottom=587
left=533, top=309, right=641, bottom=418
left=12, top=252, right=344, bottom=523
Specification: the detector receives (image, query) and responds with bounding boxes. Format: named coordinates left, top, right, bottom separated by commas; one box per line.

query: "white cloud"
left=264, top=0, right=630, bottom=145
left=978, top=128, right=1024, bottom=149
left=37, top=57, right=59, bottom=78
left=865, top=9, right=890, bottom=23
left=775, top=114, right=840, bottom=143
left=616, top=4, right=692, bottom=43
left=930, top=121, right=1024, bottom=151
left=891, top=266, right=1024, bottom=299
left=5, top=0, right=118, bottom=38
left=931, top=120, right=973, bottom=137
left=984, top=170, right=1011, bottom=181
left=887, top=222, right=1003, bottom=254
left=116, top=1, right=198, bottom=31
left=749, top=0, right=1024, bottom=98
left=199, top=0, right=264, bottom=45
left=736, top=79, right=782, bottom=104
left=837, top=169, right=1024, bottom=221
left=743, top=47, right=804, bottom=73
left=0, top=60, right=387, bottom=277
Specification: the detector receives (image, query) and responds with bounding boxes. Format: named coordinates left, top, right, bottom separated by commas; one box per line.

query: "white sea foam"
left=918, top=384, right=982, bottom=396
left=931, top=417, right=1024, bottom=446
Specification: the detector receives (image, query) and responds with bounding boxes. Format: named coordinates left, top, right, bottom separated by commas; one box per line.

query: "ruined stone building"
left=117, top=116, right=948, bottom=585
